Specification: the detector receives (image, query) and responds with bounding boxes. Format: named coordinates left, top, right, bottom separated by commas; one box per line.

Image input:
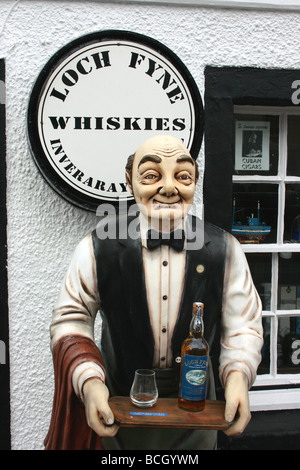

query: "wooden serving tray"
left=109, top=397, right=229, bottom=431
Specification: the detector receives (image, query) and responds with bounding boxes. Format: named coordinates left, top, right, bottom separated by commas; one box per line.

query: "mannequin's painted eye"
left=177, top=172, right=193, bottom=184
left=145, top=174, right=157, bottom=179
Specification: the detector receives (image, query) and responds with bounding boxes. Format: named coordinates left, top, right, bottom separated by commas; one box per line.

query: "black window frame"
left=204, top=66, right=300, bottom=232
left=0, top=58, right=10, bottom=450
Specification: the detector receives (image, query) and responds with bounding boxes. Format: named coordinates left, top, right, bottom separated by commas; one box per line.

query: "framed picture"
left=235, top=121, right=270, bottom=171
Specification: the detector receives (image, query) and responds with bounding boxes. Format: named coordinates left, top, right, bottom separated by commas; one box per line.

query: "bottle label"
left=180, top=354, right=208, bottom=401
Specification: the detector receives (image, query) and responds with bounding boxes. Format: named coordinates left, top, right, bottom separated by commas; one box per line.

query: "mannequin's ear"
left=194, top=160, right=199, bottom=183
left=126, top=171, right=133, bottom=195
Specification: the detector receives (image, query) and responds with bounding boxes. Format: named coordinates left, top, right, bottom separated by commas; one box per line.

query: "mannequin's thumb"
left=102, top=405, right=115, bottom=426
left=224, top=403, right=236, bottom=423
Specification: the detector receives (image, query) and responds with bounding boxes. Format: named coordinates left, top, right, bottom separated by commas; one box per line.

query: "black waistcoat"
left=92, top=214, right=227, bottom=396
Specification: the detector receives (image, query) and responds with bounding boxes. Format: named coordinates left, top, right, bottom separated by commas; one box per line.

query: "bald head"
left=124, top=135, right=198, bottom=231
left=126, top=135, right=198, bottom=185
left=135, top=135, right=190, bottom=160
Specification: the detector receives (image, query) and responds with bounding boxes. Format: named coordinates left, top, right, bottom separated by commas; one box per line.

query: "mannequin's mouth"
left=152, top=199, right=181, bottom=209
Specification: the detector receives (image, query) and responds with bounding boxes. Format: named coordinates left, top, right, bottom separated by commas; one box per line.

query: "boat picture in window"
left=232, top=198, right=271, bottom=243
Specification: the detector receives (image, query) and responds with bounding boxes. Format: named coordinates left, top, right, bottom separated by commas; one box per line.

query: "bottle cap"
left=193, top=302, right=204, bottom=315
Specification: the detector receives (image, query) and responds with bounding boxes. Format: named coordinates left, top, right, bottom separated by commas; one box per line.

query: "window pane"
left=246, top=253, right=272, bottom=310
left=233, top=114, right=279, bottom=176
left=246, top=253, right=272, bottom=375
left=258, top=317, right=271, bottom=375
left=284, top=184, right=300, bottom=243
left=232, top=183, right=277, bottom=244
left=277, top=316, right=300, bottom=373
left=287, top=115, right=300, bottom=177
left=278, top=252, right=300, bottom=309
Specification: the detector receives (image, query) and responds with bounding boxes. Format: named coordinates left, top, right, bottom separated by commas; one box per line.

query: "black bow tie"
left=146, top=229, right=185, bottom=252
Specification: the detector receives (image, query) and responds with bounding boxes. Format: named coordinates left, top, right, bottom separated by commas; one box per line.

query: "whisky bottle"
left=178, top=302, right=209, bottom=412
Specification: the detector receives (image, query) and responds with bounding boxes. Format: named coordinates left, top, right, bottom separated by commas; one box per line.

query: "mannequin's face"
left=127, top=135, right=197, bottom=230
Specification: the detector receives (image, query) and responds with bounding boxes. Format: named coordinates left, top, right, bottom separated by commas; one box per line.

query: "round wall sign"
left=27, top=30, right=204, bottom=211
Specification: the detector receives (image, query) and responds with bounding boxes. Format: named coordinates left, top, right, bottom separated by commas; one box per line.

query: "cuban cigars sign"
left=27, top=31, right=203, bottom=211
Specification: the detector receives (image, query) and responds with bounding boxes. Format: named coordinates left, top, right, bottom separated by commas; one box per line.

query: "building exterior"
left=1, top=0, right=300, bottom=450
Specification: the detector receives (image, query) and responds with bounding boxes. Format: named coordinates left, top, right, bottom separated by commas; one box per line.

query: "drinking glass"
left=130, top=369, right=158, bottom=407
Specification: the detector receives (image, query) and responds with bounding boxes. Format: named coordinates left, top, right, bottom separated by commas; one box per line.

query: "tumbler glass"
left=130, top=369, right=158, bottom=407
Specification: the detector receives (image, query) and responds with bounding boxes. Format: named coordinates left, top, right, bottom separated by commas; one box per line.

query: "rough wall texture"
left=1, top=0, right=300, bottom=449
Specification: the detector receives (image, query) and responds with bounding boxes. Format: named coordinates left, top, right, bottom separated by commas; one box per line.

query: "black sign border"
left=27, top=30, right=204, bottom=212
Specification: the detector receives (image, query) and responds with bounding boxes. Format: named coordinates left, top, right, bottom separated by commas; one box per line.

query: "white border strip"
left=97, top=0, right=300, bottom=12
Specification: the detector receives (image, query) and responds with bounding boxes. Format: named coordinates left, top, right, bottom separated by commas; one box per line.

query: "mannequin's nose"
left=159, top=177, right=179, bottom=197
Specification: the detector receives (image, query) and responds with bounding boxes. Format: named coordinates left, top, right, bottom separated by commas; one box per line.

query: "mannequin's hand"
left=82, top=378, right=119, bottom=437
left=224, top=371, right=251, bottom=436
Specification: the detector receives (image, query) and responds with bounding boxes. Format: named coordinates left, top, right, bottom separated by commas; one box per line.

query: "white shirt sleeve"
left=50, top=233, right=105, bottom=399
left=219, top=233, right=264, bottom=389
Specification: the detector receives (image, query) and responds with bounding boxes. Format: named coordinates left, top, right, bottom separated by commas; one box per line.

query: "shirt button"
left=162, top=260, right=168, bottom=266
left=162, top=327, right=167, bottom=333
left=196, top=264, right=205, bottom=274
left=163, top=295, right=168, bottom=300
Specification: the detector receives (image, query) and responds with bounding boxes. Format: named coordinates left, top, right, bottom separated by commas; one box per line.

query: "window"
left=204, top=66, right=300, bottom=411
left=233, top=106, right=300, bottom=410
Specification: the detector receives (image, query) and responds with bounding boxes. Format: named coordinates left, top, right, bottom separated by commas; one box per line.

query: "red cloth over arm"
left=44, top=335, right=104, bottom=450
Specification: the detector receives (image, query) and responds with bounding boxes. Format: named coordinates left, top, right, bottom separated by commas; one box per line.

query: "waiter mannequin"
left=45, top=135, right=263, bottom=450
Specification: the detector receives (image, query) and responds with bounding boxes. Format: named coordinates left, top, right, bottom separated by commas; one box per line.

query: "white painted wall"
left=1, top=0, right=300, bottom=450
